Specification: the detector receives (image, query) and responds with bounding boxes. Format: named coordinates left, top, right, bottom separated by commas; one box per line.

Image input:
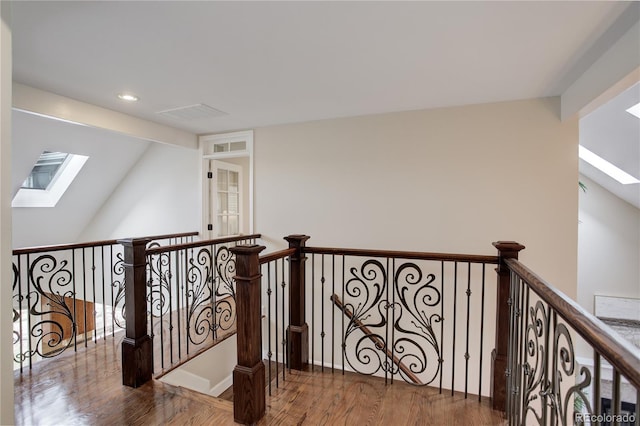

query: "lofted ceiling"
left=9, top=1, right=640, bottom=209
left=580, top=83, right=640, bottom=209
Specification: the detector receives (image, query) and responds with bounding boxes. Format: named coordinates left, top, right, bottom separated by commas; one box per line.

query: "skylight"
left=578, top=145, right=640, bottom=185
left=626, top=102, right=640, bottom=119
left=12, top=151, right=89, bottom=207
left=21, top=151, right=69, bottom=190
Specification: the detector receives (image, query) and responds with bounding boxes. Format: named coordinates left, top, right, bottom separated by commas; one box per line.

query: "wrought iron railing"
left=259, top=246, right=295, bottom=394
left=504, top=258, right=640, bottom=426
left=145, top=234, right=260, bottom=377
left=301, top=246, right=499, bottom=397
left=11, top=232, right=198, bottom=372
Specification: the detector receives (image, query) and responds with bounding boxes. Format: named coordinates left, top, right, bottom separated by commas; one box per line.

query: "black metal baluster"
left=451, top=261, right=458, bottom=396
left=506, top=272, right=516, bottom=425
left=311, top=254, right=315, bottom=370
left=211, top=244, right=217, bottom=341
left=185, top=248, right=190, bottom=356
left=391, top=258, right=396, bottom=385
left=612, top=368, right=621, bottom=421
left=168, top=251, right=174, bottom=366
left=515, top=275, right=525, bottom=424
left=331, top=254, right=335, bottom=373
left=274, top=259, right=279, bottom=386
left=439, top=261, right=444, bottom=394
left=82, top=248, right=88, bottom=347
left=520, top=283, right=530, bottom=426
left=26, top=253, right=33, bottom=369
left=17, top=255, right=24, bottom=372
left=159, top=253, right=165, bottom=370
left=464, top=262, right=471, bottom=398
left=281, top=257, right=286, bottom=379
left=321, top=254, right=325, bottom=373
left=101, top=246, right=106, bottom=340
left=384, top=257, right=390, bottom=385
left=478, top=263, right=486, bottom=401
left=341, top=255, right=345, bottom=375
left=267, top=262, right=273, bottom=393
left=543, top=306, right=553, bottom=426
left=594, top=352, right=601, bottom=425
left=110, top=245, right=115, bottom=337
left=92, top=247, right=97, bottom=344
left=175, top=249, right=182, bottom=363
left=71, top=250, right=77, bottom=353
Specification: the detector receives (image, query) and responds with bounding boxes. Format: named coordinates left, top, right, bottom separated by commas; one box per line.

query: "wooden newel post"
left=490, top=241, right=525, bottom=411
left=118, top=237, right=153, bottom=388
left=230, top=244, right=266, bottom=425
left=285, top=234, right=310, bottom=371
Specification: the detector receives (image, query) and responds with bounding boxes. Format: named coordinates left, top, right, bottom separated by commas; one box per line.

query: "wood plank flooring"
left=15, top=334, right=505, bottom=425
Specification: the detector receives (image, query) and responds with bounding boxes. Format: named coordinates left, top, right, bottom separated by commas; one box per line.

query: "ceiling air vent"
left=156, top=104, right=227, bottom=121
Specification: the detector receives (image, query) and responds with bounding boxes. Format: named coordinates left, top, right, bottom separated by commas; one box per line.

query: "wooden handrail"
left=13, top=231, right=199, bottom=255
left=304, top=246, right=498, bottom=264
left=505, top=258, right=640, bottom=389
left=259, top=248, right=296, bottom=264
left=330, top=293, right=423, bottom=385
left=146, top=233, right=261, bottom=255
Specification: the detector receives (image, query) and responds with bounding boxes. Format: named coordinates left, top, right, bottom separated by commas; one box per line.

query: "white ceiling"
left=9, top=1, right=639, bottom=209
left=11, top=1, right=630, bottom=134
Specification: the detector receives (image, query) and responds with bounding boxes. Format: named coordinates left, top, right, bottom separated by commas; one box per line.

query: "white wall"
left=255, top=97, right=579, bottom=299
left=578, top=174, right=640, bottom=313
left=79, top=142, right=200, bottom=241
left=0, top=2, right=14, bottom=423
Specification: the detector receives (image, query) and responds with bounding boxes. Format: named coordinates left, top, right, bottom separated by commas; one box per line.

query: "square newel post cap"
left=229, top=244, right=266, bottom=256
left=284, top=235, right=310, bottom=247
left=492, top=241, right=526, bottom=258
left=117, top=237, right=152, bottom=247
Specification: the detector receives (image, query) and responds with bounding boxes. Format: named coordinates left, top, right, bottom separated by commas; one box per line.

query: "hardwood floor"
left=259, top=367, right=506, bottom=426
left=15, top=335, right=505, bottom=425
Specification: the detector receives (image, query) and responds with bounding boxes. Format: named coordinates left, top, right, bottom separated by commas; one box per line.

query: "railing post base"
left=233, top=363, right=266, bottom=424
left=490, top=349, right=507, bottom=411
left=288, top=323, right=309, bottom=371
left=122, top=336, right=153, bottom=388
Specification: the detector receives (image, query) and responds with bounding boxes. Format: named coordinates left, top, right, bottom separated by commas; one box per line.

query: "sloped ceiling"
left=580, top=82, right=640, bottom=209
left=12, top=111, right=150, bottom=247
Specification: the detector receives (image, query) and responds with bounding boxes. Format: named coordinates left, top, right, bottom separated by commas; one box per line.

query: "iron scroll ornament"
left=520, top=301, right=593, bottom=426
left=15, top=254, right=76, bottom=363
left=340, top=259, right=442, bottom=385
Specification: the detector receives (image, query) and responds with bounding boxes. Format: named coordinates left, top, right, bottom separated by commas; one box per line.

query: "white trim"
left=199, top=130, right=254, bottom=236
left=208, top=373, right=234, bottom=397
left=12, top=154, right=89, bottom=208
left=13, top=83, right=197, bottom=148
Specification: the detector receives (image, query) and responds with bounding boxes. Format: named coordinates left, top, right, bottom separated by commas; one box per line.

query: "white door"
left=206, top=160, right=243, bottom=238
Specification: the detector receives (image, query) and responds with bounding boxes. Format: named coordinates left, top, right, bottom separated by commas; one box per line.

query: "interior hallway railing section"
left=115, top=233, right=640, bottom=425
left=227, top=236, right=640, bottom=426
left=11, top=231, right=198, bottom=372
left=143, top=233, right=260, bottom=377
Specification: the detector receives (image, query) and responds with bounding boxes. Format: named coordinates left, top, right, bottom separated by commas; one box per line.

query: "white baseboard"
left=209, top=373, right=233, bottom=397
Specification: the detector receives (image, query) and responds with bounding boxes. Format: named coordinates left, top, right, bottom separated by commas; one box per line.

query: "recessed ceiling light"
left=579, top=145, right=640, bottom=185
left=117, top=93, right=139, bottom=102
left=626, top=102, right=640, bottom=119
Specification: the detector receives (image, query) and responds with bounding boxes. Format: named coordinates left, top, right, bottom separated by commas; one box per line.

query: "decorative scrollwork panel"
left=340, top=259, right=442, bottom=386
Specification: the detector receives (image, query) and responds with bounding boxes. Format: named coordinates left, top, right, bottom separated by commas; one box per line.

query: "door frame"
left=199, top=130, right=254, bottom=239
